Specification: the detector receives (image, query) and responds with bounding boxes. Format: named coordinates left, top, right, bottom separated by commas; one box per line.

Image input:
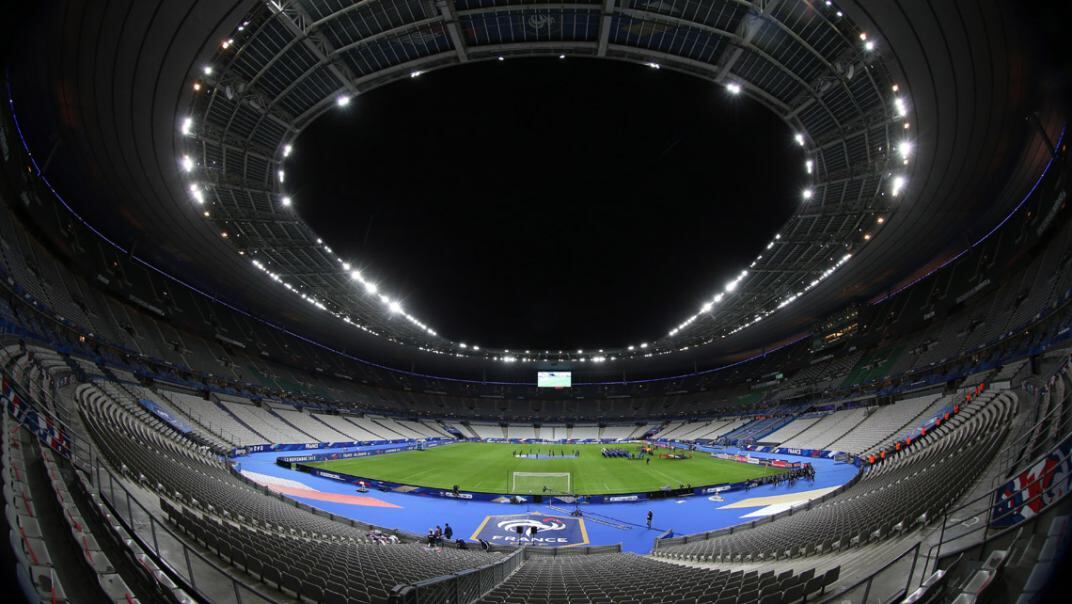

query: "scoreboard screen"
left=537, top=371, right=572, bottom=388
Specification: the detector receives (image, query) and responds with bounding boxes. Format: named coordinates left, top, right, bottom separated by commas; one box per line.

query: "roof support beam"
left=272, top=1, right=357, bottom=94
left=597, top=0, right=615, bottom=57
left=716, top=0, right=780, bottom=82
left=437, top=1, right=469, bottom=62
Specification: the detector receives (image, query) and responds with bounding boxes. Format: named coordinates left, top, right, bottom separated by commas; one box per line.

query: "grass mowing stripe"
left=306, top=442, right=783, bottom=495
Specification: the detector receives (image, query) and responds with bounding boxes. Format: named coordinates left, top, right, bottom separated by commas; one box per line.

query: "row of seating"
left=477, top=553, right=837, bottom=604
left=73, top=375, right=501, bottom=603
left=35, top=437, right=138, bottom=602
left=3, top=409, right=68, bottom=602
left=654, top=391, right=1016, bottom=562
left=164, top=498, right=494, bottom=604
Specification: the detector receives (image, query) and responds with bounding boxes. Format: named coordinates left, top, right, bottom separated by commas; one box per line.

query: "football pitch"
left=305, top=442, right=784, bottom=495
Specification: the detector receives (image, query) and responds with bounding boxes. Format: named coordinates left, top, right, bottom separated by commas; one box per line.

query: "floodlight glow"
left=180, top=155, right=194, bottom=172
left=898, top=140, right=912, bottom=160
left=203, top=65, right=213, bottom=75
left=364, top=282, right=378, bottom=294
left=350, top=270, right=361, bottom=280
left=864, top=40, right=876, bottom=51
left=460, top=343, right=467, bottom=349
left=894, top=96, right=907, bottom=117
left=342, top=262, right=350, bottom=270
left=388, top=301, right=402, bottom=314
left=640, top=343, right=648, bottom=348
left=181, top=117, right=193, bottom=136
left=277, top=170, right=285, bottom=183
left=646, top=62, right=661, bottom=69
left=283, top=144, right=293, bottom=157
left=725, top=280, right=737, bottom=292
left=559, top=54, right=566, bottom=59
left=410, top=71, right=423, bottom=78
left=805, top=159, right=813, bottom=174
left=701, top=302, right=713, bottom=312
left=802, top=188, right=813, bottom=200
left=628, top=345, right=635, bottom=351
left=891, top=175, right=906, bottom=196
left=794, top=133, right=805, bottom=146
left=281, top=196, right=292, bottom=207
left=726, top=82, right=742, bottom=95
left=336, top=95, right=351, bottom=107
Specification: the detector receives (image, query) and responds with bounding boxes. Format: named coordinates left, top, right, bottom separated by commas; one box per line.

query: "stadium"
left=0, top=1, right=1069, bottom=603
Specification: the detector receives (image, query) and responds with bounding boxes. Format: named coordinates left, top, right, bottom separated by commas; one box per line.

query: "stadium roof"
left=5, top=0, right=1064, bottom=375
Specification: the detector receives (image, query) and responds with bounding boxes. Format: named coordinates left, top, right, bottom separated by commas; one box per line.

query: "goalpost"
left=510, top=471, right=572, bottom=495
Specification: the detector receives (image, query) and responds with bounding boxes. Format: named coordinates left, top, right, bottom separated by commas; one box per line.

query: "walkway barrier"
left=390, top=546, right=525, bottom=604
left=389, top=543, right=623, bottom=603
left=93, top=455, right=280, bottom=603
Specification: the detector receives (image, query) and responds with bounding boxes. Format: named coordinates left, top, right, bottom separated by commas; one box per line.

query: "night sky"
left=289, top=58, right=799, bottom=350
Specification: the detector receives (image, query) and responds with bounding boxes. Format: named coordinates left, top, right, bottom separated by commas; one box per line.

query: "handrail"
left=820, top=541, right=921, bottom=604
left=986, top=363, right=1072, bottom=483
left=92, top=453, right=282, bottom=603
left=919, top=377, right=1072, bottom=580
left=0, top=356, right=91, bottom=470
left=922, top=429, right=1072, bottom=578
left=389, top=546, right=526, bottom=604
left=989, top=392, right=1072, bottom=487
left=1, top=355, right=277, bottom=602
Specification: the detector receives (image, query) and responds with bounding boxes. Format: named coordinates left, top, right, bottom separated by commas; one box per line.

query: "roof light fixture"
left=898, top=140, right=912, bottom=160
left=891, top=175, right=906, bottom=196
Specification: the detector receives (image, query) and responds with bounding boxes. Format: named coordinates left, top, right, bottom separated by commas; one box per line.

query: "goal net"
left=510, top=472, right=572, bottom=495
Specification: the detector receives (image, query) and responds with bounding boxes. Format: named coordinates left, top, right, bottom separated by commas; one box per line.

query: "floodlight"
left=891, top=175, right=906, bottom=196
left=898, top=140, right=912, bottom=160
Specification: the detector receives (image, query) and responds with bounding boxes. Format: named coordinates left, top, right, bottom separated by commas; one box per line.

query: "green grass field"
left=306, top=442, right=783, bottom=495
